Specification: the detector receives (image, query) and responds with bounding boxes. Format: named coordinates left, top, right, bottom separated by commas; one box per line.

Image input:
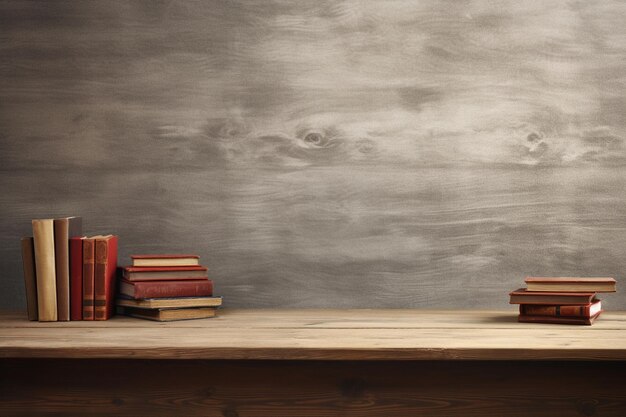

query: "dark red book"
left=69, top=237, right=85, bottom=321
left=119, top=279, right=213, bottom=299
left=520, top=300, right=602, bottom=318
left=94, top=235, right=118, bottom=320
left=82, top=237, right=96, bottom=320
left=123, top=266, right=208, bottom=281
left=518, top=311, right=602, bottom=325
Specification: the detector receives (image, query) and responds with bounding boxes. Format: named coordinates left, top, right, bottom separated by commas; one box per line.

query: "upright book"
left=32, top=219, right=57, bottom=321
left=69, top=237, right=85, bottom=321
left=82, top=236, right=97, bottom=320
left=94, top=235, right=118, bottom=320
left=53, top=216, right=83, bottom=321
left=20, top=237, right=38, bottom=321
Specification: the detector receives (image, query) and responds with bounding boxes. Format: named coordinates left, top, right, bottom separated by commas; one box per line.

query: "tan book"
left=131, top=254, right=200, bottom=267
left=20, top=237, right=38, bottom=321
left=117, top=306, right=217, bottom=322
left=32, top=219, right=57, bottom=321
left=525, top=277, right=616, bottom=293
left=53, top=217, right=83, bottom=321
left=116, top=296, right=222, bottom=310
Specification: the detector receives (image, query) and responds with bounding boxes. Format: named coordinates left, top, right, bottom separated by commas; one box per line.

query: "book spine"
left=518, top=314, right=594, bottom=325
left=94, top=239, right=107, bottom=320
left=53, top=219, right=70, bottom=321
left=69, top=237, right=83, bottom=321
left=20, top=237, right=38, bottom=321
left=520, top=305, right=590, bottom=317
left=94, top=236, right=118, bottom=320
left=132, top=280, right=213, bottom=299
left=32, top=219, right=57, bottom=321
left=82, top=238, right=95, bottom=320
left=104, top=236, right=118, bottom=320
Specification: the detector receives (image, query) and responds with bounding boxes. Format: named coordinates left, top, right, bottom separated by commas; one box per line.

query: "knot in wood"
left=304, top=132, right=325, bottom=146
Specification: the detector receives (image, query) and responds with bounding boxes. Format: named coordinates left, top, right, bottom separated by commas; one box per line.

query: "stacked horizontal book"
left=509, top=277, right=617, bottom=325
left=116, top=255, right=221, bottom=321
left=21, top=217, right=119, bottom=321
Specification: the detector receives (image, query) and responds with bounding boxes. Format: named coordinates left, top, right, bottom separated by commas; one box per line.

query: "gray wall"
left=1, top=0, right=625, bottom=310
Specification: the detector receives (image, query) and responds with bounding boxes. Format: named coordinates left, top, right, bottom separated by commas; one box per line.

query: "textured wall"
left=1, top=0, right=625, bottom=309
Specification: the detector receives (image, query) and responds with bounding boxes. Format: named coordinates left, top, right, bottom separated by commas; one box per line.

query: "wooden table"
left=2, top=309, right=626, bottom=416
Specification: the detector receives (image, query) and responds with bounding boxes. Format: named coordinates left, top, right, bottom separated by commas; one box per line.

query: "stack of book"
left=116, top=254, right=221, bottom=321
left=20, top=216, right=118, bottom=321
left=509, top=277, right=617, bottom=325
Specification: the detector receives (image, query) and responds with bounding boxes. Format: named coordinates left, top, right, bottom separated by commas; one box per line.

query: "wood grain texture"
left=1, top=1, right=626, bottom=309
left=1, top=359, right=626, bottom=416
left=2, top=309, right=626, bottom=360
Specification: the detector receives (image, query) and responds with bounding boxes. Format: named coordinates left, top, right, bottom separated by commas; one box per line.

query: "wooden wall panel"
left=1, top=1, right=625, bottom=308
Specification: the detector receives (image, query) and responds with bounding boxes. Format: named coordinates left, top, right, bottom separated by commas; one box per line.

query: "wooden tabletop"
left=1, top=309, right=626, bottom=360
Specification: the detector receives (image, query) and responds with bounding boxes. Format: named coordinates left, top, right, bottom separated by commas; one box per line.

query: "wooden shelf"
left=2, top=309, right=626, bottom=360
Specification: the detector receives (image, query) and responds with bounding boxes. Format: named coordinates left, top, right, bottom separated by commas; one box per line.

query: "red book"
left=518, top=311, right=602, bottom=325
left=94, top=235, right=118, bottom=320
left=123, top=266, right=208, bottom=281
left=69, top=237, right=85, bottom=321
left=119, top=279, right=213, bottom=299
left=82, top=237, right=96, bottom=320
left=520, top=300, right=602, bottom=318
left=509, top=288, right=597, bottom=305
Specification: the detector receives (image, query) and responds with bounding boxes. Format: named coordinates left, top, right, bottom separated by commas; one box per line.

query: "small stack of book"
left=21, top=216, right=119, bottom=322
left=509, top=277, right=617, bottom=325
left=116, top=254, right=221, bottom=321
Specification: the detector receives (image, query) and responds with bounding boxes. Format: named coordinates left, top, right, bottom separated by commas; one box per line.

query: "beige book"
left=116, top=296, right=222, bottom=310
left=20, top=237, right=38, bottom=321
left=118, top=306, right=217, bottom=322
left=32, top=219, right=57, bottom=321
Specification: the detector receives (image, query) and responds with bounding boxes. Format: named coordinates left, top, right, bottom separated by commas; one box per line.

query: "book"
left=94, top=235, right=118, bottom=320
left=117, top=306, right=217, bottom=321
left=119, top=279, right=213, bottom=299
left=131, top=254, right=200, bottom=267
left=520, top=300, right=602, bottom=318
left=32, top=219, right=57, bottom=321
left=82, top=236, right=97, bottom=320
left=53, top=216, right=83, bottom=321
left=509, top=288, right=597, bottom=305
left=525, top=277, right=616, bottom=293
left=69, top=237, right=85, bottom=320
left=123, top=266, right=208, bottom=281
left=518, top=311, right=602, bottom=325
left=20, top=237, right=38, bottom=321
left=116, top=295, right=222, bottom=309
